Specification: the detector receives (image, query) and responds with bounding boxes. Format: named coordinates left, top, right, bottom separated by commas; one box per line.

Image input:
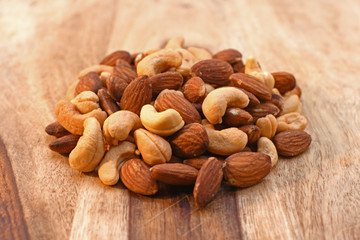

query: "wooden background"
left=1, top=0, right=360, bottom=239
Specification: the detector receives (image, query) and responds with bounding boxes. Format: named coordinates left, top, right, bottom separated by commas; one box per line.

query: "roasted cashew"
left=204, top=83, right=215, bottom=96
left=134, top=128, right=172, bottom=166
left=78, top=65, right=113, bottom=79
left=55, top=100, right=107, bottom=135
left=70, top=91, right=99, bottom=114
left=98, top=141, right=137, bottom=185
left=140, top=104, right=184, bottom=136
left=202, top=120, right=248, bottom=155
left=187, top=47, right=212, bottom=60
left=66, top=80, right=79, bottom=101
left=136, top=49, right=182, bottom=77
left=202, top=87, right=249, bottom=124
left=256, top=114, right=278, bottom=139
left=277, top=112, right=307, bottom=132
left=165, top=36, right=184, bottom=49
left=103, top=110, right=142, bottom=145
left=245, top=56, right=275, bottom=90
left=99, top=71, right=111, bottom=86
left=69, top=117, right=105, bottom=172
left=257, top=137, right=278, bottom=167
left=175, top=48, right=199, bottom=76
left=281, top=94, right=302, bottom=115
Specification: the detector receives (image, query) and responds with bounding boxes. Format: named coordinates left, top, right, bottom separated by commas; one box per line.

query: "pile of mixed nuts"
left=46, top=37, right=311, bottom=207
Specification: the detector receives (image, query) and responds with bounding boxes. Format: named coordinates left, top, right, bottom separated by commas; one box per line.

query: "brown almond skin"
left=150, top=163, right=198, bottom=185
left=45, top=121, right=70, bottom=137
left=97, top=88, right=120, bottom=115
left=154, top=92, right=201, bottom=124
left=239, top=88, right=260, bottom=106
left=272, top=72, right=296, bottom=94
left=149, top=72, right=184, bottom=96
left=120, top=75, right=152, bottom=115
left=183, top=77, right=206, bottom=103
left=75, top=72, right=102, bottom=95
left=106, top=74, right=128, bottom=101
left=230, top=73, right=272, bottom=101
left=120, top=159, right=158, bottom=195
left=245, top=102, right=280, bottom=121
left=232, top=61, right=245, bottom=73
left=224, top=152, right=271, bottom=188
left=169, top=123, right=209, bottom=158
left=100, top=50, right=132, bottom=66
left=48, top=134, right=80, bottom=154
left=183, top=156, right=209, bottom=170
left=274, top=130, right=312, bottom=157
left=112, top=65, right=137, bottom=84
left=223, top=108, right=253, bottom=127
left=190, top=59, right=233, bottom=87
left=269, top=94, right=284, bottom=112
left=238, top=125, right=261, bottom=145
left=193, top=157, right=223, bottom=208
left=213, top=49, right=242, bottom=64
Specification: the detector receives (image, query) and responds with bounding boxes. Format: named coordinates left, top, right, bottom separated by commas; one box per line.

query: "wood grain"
left=0, top=0, right=360, bottom=239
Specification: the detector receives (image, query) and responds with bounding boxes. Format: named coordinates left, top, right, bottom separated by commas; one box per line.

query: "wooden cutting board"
left=1, top=0, right=360, bottom=239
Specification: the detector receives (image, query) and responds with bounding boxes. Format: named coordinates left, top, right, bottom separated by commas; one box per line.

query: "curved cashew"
left=78, top=65, right=113, bottom=79
left=66, top=80, right=79, bottom=101
left=245, top=56, right=262, bottom=73
left=245, top=56, right=275, bottom=90
left=136, top=49, right=182, bottom=77
left=187, top=47, right=212, bottom=61
left=134, top=128, right=172, bottom=166
left=70, top=91, right=99, bottom=114
left=103, top=110, right=142, bottom=145
left=175, top=48, right=199, bottom=76
left=69, top=117, right=105, bottom=172
left=165, top=36, right=184, bottom=49
left=256, top=114, right=278, bottom=139
left=277, top=112, right=307, bottom=132
left=55, top=100, right=107, bottom=135
left=202, top=87, right=249, bottom=124
left=281, top=94, right=302, bottom=115
left=202, top=120, right=248, bottom=156
left=140, top=104, right=184, bottom=136
left=98, top=141, right=137, bottom=185
left=257, top=137, right=278, bottom=167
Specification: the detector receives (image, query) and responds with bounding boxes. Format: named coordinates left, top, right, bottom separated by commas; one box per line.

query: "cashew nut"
left=165, top=36, right=184, bottom=49
left=140, top=104, right=184, bottom=136
left=277, top=112, right=307, bottom=132
left=202, top=120, right=248, bottom=155
left=98, top=141, right=137, bottom=185
left=245, top=56, right=275, bottom=90
left=202, top=87, right=249, bottom=124
left=175, top=48, right=199, bottom=76
left=103, top=110, right=142, bottom=145
left=66, top=80, right=79, bottom=101
left=257, top=137, right=278, bottom=167
left=204, top=83, right=215, bottom=96
left=136, top=49, right=182, bottom=77
left=134, top=128, right=172, bottom=166
left=70, top=91, right=100, bottom=114
left=256, top=114, right=278, bottom=139
left=187, top=47, right=212, bottom=61
left=78, top=65, right=113, bottom=79
left=281, top=94, right=302, bottom=115
left=69, top=117, right=105, bottom=172
left=99, top=71, right=111, bottom=86
left=55, top=100, right=107, bottom=135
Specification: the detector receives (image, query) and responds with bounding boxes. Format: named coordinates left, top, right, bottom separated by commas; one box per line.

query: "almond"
left=238, top=125, right=261, bottom=145
left=97, top=88, right=120, bottom=115
left=100, top=50, right=132, bottom=66
left=190, top=59, right=233, bottom=87
left=149, top=72, right=183, bottom=96
left=154, top=92, right=201, bottom=124
left=246, top=102, right=280, bottom=121
left=213, top=49, right=242, bottom=64
left=120, top=76, right=152, bottom=115
left=284, top=85, right=302, bottom=98
left=169, top=123, right=209, bottom=158
left=223, top=108, right=253, bottom=126
left=239, top=88, right=260, bottom=106
left=182, top=77, right=206, bottom=103
left=183, top=156, right=209, bottom=170
left=45, top=121, right=70, bottom=137
left=112, top=65, right=137, bottom=84
left=193, top=157, right=223, bottom=208
left=224, top=152, right=271, bottom=187
left=230, top=73, right=272, bottom=101
left=75, top=72, right=102, bottom=95
left=48, top=134, right=80, bottom=154
left=150, top=163, right=198, bottom=185
left=106, top=74, right=128, bottom=101
left=271, top=72, right=296, bottom=94
left=274, top=130, right=311, bottom=157
left=120, top=158, right=158, bottom=195
left=269, top=93, right=284, bottom=112
left=232, top=61, right=245, bottom=73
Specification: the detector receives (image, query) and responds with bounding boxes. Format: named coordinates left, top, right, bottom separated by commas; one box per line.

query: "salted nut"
left=55, top=100, right=107, bottom=135
left=70, top=91, right=100, bottom=114
left=103, top=110, right=142, bottom=145
left=134, top=128, right=172, bottom=166
left=187, top=46, right=212, bottom=61
left=257, top=137, right=278, bottom=167
left=140, top=104, right=184, bottom=136
left=277, top=112, right=307, bottom=132
left=256, top=114, right=278, bottom=139
left=69, top=117, right=105, bottom=172
left=202, top=120, right=247, bottom=156
left=245, top=56, right=275, bottom=90
left=136, top=49, right=182, bottom=77
left=98, top=141, right=137, bottom=185
left=281, top=94, right=302, bottom=115
left=202, top=87, right=249, bottom=124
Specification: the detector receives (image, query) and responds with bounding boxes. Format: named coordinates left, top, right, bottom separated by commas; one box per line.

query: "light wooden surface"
left=1, top=0, right=360, bottom=239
